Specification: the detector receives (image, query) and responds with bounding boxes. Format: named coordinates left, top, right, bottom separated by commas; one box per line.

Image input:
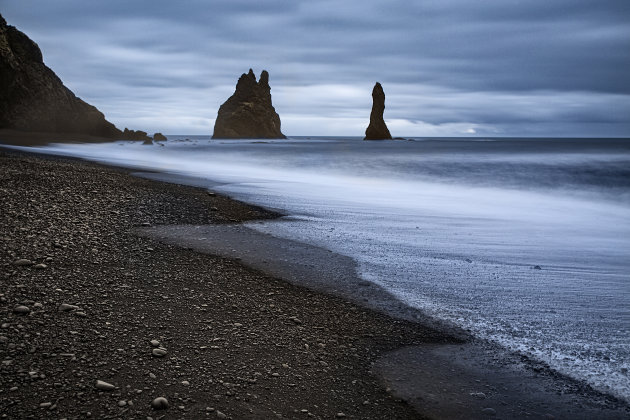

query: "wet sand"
left=1, top=148, right=628, bottom=419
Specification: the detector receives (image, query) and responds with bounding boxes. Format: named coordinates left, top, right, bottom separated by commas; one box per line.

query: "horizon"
left=2, top=1, right=629, bottom=137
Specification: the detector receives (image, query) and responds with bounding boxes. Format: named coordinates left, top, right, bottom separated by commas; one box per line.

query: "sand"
left=1, top=147, right=628, bottom=419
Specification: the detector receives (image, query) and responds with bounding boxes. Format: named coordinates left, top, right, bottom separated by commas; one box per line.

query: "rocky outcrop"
left=153, top=132, right=167, bottom=141
left=0, top=14, right=122, bottom=138
left=364, top=82, right=392, bottom=140
left=122, top=128, right=151, bottom=141
left=212, top=69, right=285, bottom=139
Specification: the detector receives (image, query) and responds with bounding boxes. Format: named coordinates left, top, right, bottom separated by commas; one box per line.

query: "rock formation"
left=0, top=14, right=122, bottom=138
left=122, top=128, right=151, bottom=141
left=212, top=69, right=285, bottom=139
left=153, top=132, right=167, bottom=141
left=364, top=82, right=392, bottom=140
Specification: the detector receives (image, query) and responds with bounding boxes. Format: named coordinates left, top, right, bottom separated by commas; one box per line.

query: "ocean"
left=16, top=136, right=630, bottom=402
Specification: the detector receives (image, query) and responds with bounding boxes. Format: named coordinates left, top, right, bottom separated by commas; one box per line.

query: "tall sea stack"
left=364, top=82, right=392, bottom=140
left=0, top=13, right=122, bottom=138
left=212, top=69, right=285, bottom=139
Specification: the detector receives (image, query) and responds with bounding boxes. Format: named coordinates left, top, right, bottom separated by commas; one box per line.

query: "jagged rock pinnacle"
left=212, top=69, right=285, bottom=139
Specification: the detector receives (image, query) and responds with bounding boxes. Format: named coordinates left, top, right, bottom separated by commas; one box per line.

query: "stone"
left=153, top=133, right=167, bottom=141
left=150, top=339, right=160, bottom=347
left=364, top=82, right=392, bottom=140
left=152, top=348, right=167, bottom=357
left=482, top=407, right=497, bottom=416
left=13, top=305, right=30, bottom=315
left=151, top=397, right=169, bottom=410
left=212, top=69, right=286, bottom=139
left=118, top=400, right=127, bottom=407
left=0, top=14, right=122, bottom=138
left=181, top=380, right=190, bottom=386
left=336, top=413, right=347, bottom=418
left=33, top=263, right=47, bottom=269
left=58, top=303, right=79, bottom=312
left=142, top=138, right=153, bottom=145
left=95, top=380, right=116, bottom=391
left=13, top=259, right=32, bottom=266
left=216, top=411, right=227, bottom=419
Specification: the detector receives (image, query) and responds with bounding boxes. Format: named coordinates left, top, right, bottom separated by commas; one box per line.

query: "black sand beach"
left=2, top=148, right=629, bottom=420
left=0, top=149, right=452, bottom=419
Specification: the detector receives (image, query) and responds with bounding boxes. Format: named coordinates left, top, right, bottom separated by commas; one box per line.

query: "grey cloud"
left=2, top=0, right=629, bottom=136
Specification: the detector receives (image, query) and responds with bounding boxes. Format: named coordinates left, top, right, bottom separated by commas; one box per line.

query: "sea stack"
left=0, top=13, right=121, bottom=138
left=212, top=69, right=286, bottom=139
left=364, top=82, right=392, bottom=140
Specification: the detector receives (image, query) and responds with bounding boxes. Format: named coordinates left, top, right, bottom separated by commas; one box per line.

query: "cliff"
left=0, top=13, right=122, bottom=138
left=212, top=69, right=285, bottom=139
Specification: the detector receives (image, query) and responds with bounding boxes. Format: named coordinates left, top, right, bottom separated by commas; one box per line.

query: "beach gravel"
left=0, top=150, right=447, bottom=419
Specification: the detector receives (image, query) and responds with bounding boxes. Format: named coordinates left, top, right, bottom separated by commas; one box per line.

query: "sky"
left=2, top=0, right=630, bottom=137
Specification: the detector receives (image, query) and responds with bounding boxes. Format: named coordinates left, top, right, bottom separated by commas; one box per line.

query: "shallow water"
left=14, top=136, right=630, bottom=402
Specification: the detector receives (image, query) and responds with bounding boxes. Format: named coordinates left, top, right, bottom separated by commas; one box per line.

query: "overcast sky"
left=3, top=0, right=630, bottom=136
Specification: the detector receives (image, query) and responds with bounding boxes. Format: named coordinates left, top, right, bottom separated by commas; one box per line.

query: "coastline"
left=0, top=149, right=448, bottom=419
left=1, top=148, right=629, bottom=419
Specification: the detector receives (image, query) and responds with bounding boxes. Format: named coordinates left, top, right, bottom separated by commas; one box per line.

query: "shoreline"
left=1, top=147, right=629, bottom=419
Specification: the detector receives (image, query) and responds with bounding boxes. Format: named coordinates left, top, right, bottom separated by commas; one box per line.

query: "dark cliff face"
left=212, top=69, right=286, bottom=139
left=0, top=14, right=122, bottom=138
left=364, top=82, right=392, bottom=140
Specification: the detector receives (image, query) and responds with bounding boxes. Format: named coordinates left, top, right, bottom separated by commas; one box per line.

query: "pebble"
left=13, top=305, right=30, bottom=315
left=152, top=348, right=167, bottom=357
left=118, top=400, right=127, bottom=407
left=150, top=339, right=160, bottom=347
left=33, top=263, right=47, bottom=269
left=13, top=259, right=32, bottom=266
left=39, top=402, right=52, bottom=408
left=75, top=312, right=87, bottom=317
left=95, top=380, right=116, bottom=391
left=181, top=380, right=190, bottom=386
left=336, top=413, right=346, bottom=418
left=58, top=303, right=79, bottom=312
left=216, top=411, right=227, bottom=419
left=151, top=397, right=169, bottom=410
left=482, top=407, right=497, bottom=416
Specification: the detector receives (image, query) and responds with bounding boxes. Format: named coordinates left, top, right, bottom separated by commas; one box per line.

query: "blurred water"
left=16, top=136, right=630, bottom=401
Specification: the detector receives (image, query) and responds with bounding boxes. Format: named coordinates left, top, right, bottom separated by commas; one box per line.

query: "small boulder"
left=58, top=303, right=79, bottom=312
left=152, top=348, right=167, bottom=357
left=95, top=380, right=116, bottom=391
left=13, top=305, right=30, bottom=315
left=151, top=397, right=169, bottom=410
left=153, top=132, right=167, bottom=141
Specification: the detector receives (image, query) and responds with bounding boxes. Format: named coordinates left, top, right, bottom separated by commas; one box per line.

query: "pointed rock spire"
left=212, top=69, right=285, bottom=139
left=364, top=82, right=392, bottom=140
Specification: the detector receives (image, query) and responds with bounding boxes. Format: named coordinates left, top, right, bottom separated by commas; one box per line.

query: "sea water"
left=16, top=136, right=630, bottom=402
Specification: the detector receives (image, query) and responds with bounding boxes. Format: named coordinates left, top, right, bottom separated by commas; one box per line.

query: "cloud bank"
left=3, top=0, right=630, bottom=136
